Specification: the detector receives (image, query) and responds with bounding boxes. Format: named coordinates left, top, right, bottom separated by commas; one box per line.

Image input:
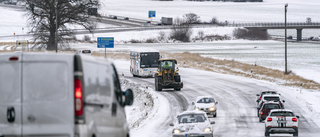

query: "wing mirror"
left=169, top=123, right=174, bottom=126
left=176, top=67, right=179, bottom=71
left=282, top=100, right=285, bottom=103
left=215, top=102, right=218, bottom=105
left=192, top=102, right=195, bottom=105
left=210, top=121, right=215, bottom=124
left=256, top=94, right=260, bottom=96
left=123, top=89, right=134, bottom=106
left=296, top=116, right=300, bottom=119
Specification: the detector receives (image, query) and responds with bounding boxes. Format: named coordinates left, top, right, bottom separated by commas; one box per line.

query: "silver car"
left=192, top=96, right=218, bottom=117
left=170, top=111, right=215, bottom=137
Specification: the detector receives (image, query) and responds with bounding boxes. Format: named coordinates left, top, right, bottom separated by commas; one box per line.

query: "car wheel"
left=264, top=130, right=270, bottom=137
left=259, top=118, right=263, bottom=122
left=293, top=130, right=298, bottom=137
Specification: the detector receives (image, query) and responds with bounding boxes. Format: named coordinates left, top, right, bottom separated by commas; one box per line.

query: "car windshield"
left=263, top=104, right=280, bottom=109
left=197, top=98, right=214, bottom=103
left=261, top=91, right=276, bottom=96
left=270, top=111, right=294, bottom=116
left=178, top=114, right=207, bottom=124
left=264, top=97, right=280, bottom=101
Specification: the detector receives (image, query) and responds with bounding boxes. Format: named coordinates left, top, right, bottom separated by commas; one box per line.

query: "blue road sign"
left=97, top=37, right=114, bottom=48
left=149, top=11, right=156, bottom=18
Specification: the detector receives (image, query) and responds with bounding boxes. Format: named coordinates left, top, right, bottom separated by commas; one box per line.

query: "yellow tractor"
left=155, top=59, right=183, bottom=91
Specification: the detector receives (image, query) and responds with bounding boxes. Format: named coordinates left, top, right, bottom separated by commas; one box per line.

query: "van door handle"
left=7, top=107, right=15, bottom=123
left=112, top=103, right=117, bottom=117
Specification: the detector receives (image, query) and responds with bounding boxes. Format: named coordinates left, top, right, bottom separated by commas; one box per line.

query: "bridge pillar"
left=297, top=29, right=303, bottom=41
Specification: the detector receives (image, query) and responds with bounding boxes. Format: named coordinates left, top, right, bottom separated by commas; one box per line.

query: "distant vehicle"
left=265, top=109, right=299, bottom=137
left=77, top=49, right=92, bottom=55
left=0, top=52, right=134, bottom=137
left=170, top=111, right=215, bottom=137
left=113, top=16, right=117, bottom=19
left=312, top=37, right=320, bottom=41
left=130, top=50, right=160, bottom=77
left=155, top=59, right=183, bottom=91
left=124, top=17, right=129, bottom=20
left=308, top=36, right=314, bottom=40
left=146, top=21, right=151, bottom=23
left=257, top=94, right=285, bottom=115
left=258, top=102, right=283, bottom=122
left=256, top=91, right=279, bottom=105
left=192, top=96, right=218, bottom=117
left=287, top=36, right=293, bottom=39
left=161, top=17, right=173, bottom=25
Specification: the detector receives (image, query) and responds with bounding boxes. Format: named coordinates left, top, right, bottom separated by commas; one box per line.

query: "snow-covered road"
left=115, top=60, right=320, bottom=137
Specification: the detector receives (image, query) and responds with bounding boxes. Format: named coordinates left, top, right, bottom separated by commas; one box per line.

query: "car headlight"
left=209, top=107, right=215, bottom=111
left=195, top=107, right=200, bottom=111
left=173, top=129, right=181, bottom=134
left=204, top=127, right=211, bottom=133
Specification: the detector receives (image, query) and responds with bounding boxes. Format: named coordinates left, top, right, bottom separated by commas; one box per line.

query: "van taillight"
left=74, top=79, right=83, bottom=117
left=292, top=118, right=297, bottom=122
left=267, top=117, right=272, bottom=122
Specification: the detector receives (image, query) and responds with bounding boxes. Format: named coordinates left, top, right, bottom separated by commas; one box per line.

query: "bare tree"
left=183, top=13, right=200, bottom=24
left=170, top=17, right=192, bottom=42
left=26, top=0, right=99, bottom=50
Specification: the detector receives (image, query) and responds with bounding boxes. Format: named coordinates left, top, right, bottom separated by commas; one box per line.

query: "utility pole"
left=55, top=0, right=58, bottom=53
left=284, top=3, right=288, bottom=74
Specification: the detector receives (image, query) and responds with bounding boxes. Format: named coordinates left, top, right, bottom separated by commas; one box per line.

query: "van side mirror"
left=192, top=102, right=195, bottom=105
left=124, top=89, right=134, bottom=106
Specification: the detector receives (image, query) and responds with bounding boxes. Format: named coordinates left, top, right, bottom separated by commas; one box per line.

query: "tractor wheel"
left=174, top=75, right=181, bottom=82
left=155, top=76, right=162, bottom=91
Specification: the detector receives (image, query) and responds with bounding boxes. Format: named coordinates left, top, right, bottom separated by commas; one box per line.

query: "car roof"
left=196, top=96, right=213, bottom=101
left=270, top=109, right=293, bottom=113
left=178, top=111, right=206, bottom=116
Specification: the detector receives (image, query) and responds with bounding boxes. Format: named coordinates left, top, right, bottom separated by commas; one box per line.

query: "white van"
left=0, top=52, right=133, bottom=137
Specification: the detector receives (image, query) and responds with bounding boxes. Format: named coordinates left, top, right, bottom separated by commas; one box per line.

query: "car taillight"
left=267, top=117, right=272, bottom=122
left=260, top=110, right=263, bottom=115
left=75, top=79, right=83, bottom=117
left=292, top=118, right=297, bottom=122
left=259, top=96, right=261, bottom=100
left=9, top=56, right=19, bottom=61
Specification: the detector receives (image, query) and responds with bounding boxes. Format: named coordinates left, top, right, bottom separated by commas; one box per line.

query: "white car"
left=170, top=111, right=215, bottom=137
left=77, top=49, right=92, bottom=55
left=192, top=96, right=218, bottom=117
left=265, top=109, right=299, bottom=137
left=0, top=52, right=133, bottom=137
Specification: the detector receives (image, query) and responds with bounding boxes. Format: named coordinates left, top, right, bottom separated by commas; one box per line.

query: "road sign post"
left=97, top=37, right=114, bottom=58
left=148, top=11, right=156, bottom=23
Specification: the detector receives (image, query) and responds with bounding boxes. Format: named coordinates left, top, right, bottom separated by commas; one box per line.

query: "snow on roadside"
left=120, top=75, right=171, bottom=136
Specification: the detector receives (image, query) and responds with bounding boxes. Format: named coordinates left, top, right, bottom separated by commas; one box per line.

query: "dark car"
left=256, top=91, right=279, bottom=105
left=258, top=102, right=283, bottom=122
left=124, top=17, right=129, bottom=20
left=257, top=94, right=285, bottom=117
left=113, top=16, right=117, bottom=19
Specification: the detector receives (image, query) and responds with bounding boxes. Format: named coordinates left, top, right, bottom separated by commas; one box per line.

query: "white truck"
left=161, top=17, right=173, bottom=25
left=264, top=109, right=299, bottom=137
left=0, top=52, right=133, bottom=137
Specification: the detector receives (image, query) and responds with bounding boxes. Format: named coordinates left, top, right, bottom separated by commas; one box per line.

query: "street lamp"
left=284, top=3, right=288, bottom=74
left=55, top=0, right=58, bottom=53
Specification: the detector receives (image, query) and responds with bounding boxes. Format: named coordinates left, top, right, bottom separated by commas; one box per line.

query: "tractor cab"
left=155, top=59, right=183, bottom=91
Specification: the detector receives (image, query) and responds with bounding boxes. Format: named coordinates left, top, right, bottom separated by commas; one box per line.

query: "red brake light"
left=75, top=79, right=83, bottom=117
left=9, top=57, right=19, bottom=61
left=260, top=110, right=263, bottom=115
left=267, top=117, right=272, bottom=122
left=259, top=96, right=261, bottom=100
left=292, top=118, right=297, bottom=122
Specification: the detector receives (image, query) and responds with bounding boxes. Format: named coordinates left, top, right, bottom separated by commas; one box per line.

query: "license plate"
left=277, top=120, right=287, bottom=124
